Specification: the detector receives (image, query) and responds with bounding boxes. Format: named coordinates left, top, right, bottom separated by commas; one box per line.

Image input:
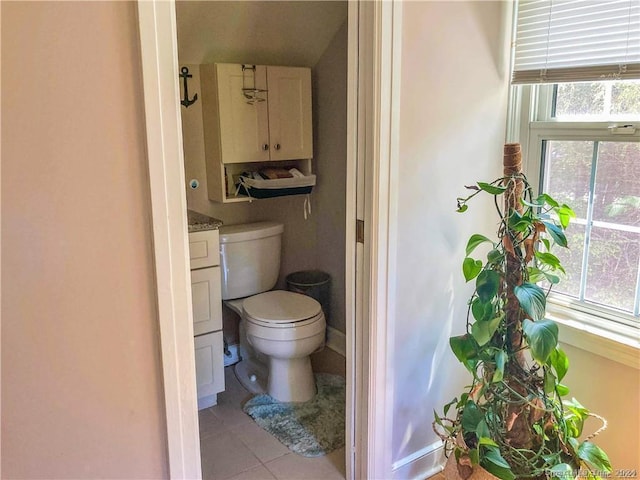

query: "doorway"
left=136, top=1, right=366, bottom=479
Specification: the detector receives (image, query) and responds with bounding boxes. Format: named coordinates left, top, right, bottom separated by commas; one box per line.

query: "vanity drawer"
left=190, top=266, right=223, bottom=336
left=189, top=230, right=220, bottom=269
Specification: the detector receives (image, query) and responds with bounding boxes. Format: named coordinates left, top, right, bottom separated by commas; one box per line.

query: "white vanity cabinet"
left=189, top=229, right=224, bottom=409
left=200, top=63, right=313, bottom=202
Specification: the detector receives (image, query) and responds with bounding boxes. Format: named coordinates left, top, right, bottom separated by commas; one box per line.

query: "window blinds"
left=512, top=0, right=640, bottom=84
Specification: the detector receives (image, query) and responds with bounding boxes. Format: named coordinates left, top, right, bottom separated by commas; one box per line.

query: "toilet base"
left=268, top=356, right=316, bottom=403
left=234, top=359, right=267, bottom=395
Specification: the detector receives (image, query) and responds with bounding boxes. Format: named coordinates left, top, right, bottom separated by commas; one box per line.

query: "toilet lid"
left=243, top=290, right=322, bottom=324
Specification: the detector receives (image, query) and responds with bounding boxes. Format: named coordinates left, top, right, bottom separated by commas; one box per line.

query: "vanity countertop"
left=187, top=210, right=223, bottom=233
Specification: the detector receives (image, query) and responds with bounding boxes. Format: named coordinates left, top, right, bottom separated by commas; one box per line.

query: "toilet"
left=219, top=221, right=326, bottom=403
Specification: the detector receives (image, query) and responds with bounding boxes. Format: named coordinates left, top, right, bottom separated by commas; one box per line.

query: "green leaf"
left=528, top=267, right=545, bottom=283
left=487, top=248, right=503, bottom=264
left=544, top=272, right=561, bottom=284
left=549, top=347, right=569, bottom=381
left=472, top=298, right=493, bottom=322
left=522, top=318, right=559, bottom=364
left=578, top=441, right=612, bottom=472
left=469, top=448, right=480, bottom=465
left=508, top=210, right=532, bottom=233
left=434, top=409, right=443, bottom=427
left=543, top=221, right=568, bottom=248
left=462, top=401, right=483, bottom=432
left=478, top=182, right=507, bottom=195
left=443, top=398, right=457, bottom=417
left=476, top=270, right=500, bottom=302
left=535, top=251, right=565, bottom=273
left=537, top=193, right=559, bottom=208
left=466, top=234, right=493, bottom=256
left=476, top=419, right=491, bottom=439
left=450, top=334, right=478, bottom=372
left=478, top=437, right=499, bottom=447
left=544, top=369, right=557, bottom=394
left=549, top=463, right=574, bottom=479
left=530, top=267, right=562, bottom=285
left=481, top=447, right=516, bottom=480
left=492, top=350, right=507, bottom=383
left=482, top=446, right=511, bottom=468
left=463, top=258, right=483, bottom=282
left=555, top=204, right=576, bottom=229
left=564, top=398, right=589, bottom=438
left=471, top=313, right=504, bottom=346
left=556, top=384, right=570, bottom=396
left=457, top=204, right=468, bottom=213
left=514, top=282, right=547, bottom=321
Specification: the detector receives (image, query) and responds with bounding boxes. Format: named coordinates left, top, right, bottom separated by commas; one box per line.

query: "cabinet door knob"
left=262, top=144, right=269, bottom=151
left=274, top=143, right=281, bottom=150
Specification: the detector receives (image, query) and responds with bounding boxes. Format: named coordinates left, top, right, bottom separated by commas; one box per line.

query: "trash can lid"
left=286, top=270, right=331, bottom=287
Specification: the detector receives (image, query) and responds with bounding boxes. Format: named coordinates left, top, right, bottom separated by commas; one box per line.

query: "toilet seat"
left=243, top=290, right=323, bottom=329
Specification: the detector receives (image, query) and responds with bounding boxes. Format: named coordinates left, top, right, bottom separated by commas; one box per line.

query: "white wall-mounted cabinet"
left=189, top=229, right=224, bottom=409
left=200, top=63, right=313, bottom=202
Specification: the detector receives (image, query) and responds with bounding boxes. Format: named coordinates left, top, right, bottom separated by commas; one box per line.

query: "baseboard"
left=326, top=326, right=346, bottom=357
left=391, top=441, right=445, bottom=480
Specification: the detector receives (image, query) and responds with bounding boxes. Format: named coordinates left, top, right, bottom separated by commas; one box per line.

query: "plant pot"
left=443, top=455, right=499, bottom=480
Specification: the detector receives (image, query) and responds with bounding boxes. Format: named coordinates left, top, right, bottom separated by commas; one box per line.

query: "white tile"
left=230, top=421, right=291, bottom=463
left=264, top=449, right=346, bottom=480
left=200, top=431, right=261, bottom=480
left=226, top=465, right=277, bottom=480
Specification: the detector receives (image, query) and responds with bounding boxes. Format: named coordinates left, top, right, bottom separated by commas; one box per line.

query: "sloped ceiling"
left=176, top=1, right=348, bottom=67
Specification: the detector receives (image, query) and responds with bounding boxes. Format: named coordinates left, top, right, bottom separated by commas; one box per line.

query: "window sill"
left=545, top=300, right=640, bottom=370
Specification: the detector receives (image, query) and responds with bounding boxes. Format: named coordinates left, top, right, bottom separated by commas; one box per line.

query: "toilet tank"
left=218, top=222, right=284, bottom=300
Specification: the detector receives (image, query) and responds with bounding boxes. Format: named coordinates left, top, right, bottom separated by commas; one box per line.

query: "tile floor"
left=199, top=366, right=346, bottom=480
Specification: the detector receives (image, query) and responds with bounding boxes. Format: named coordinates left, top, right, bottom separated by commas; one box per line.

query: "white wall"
left=390, top=2, right=511, bottom=476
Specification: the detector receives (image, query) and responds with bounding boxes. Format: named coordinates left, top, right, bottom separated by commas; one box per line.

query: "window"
left=518, top=80, right=640, bottom=330
left=511, top=0, right=640, bottom=342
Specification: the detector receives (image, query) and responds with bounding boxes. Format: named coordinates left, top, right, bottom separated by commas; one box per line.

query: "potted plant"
left=433, top=144, right=612, bottom=480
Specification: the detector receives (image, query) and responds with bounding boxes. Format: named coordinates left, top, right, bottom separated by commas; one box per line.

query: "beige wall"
left=560, top=344, right=640, bottom=471
left=312, top=20, right=348, bottom=333
left=177, top=2, right=348, bottom=307
left=1, top=2, right=168, bottom=478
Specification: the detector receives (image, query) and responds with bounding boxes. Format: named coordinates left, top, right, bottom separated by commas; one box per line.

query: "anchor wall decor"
left=179, top=66, right=198, bottom=108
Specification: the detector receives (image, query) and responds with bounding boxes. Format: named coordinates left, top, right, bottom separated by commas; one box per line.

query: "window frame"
left=513, top=83, right=640, bottom=360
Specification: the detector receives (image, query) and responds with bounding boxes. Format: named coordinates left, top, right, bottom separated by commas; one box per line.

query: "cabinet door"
left=267, top=66, right=313, bottom=161
left=190, top=266, right=222, bottom=336
left=216, top=64, right=270, bottom=164
left=194, top=331, right=225, bottom=409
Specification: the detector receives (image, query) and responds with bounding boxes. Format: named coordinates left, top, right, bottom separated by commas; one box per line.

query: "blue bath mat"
left=242, top=373, right=345, bottom=457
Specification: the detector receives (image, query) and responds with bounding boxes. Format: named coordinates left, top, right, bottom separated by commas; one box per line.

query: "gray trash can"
left=286, top=270, right=331, bottom=321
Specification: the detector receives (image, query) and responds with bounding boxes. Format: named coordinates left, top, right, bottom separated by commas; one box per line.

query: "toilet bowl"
left=218, top=222, right=326, bottom=403
left=243, top=290, right=325, bottom=402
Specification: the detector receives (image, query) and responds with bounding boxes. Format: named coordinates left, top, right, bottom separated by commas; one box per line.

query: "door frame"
left=136, top=1, right=399, bottom=478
